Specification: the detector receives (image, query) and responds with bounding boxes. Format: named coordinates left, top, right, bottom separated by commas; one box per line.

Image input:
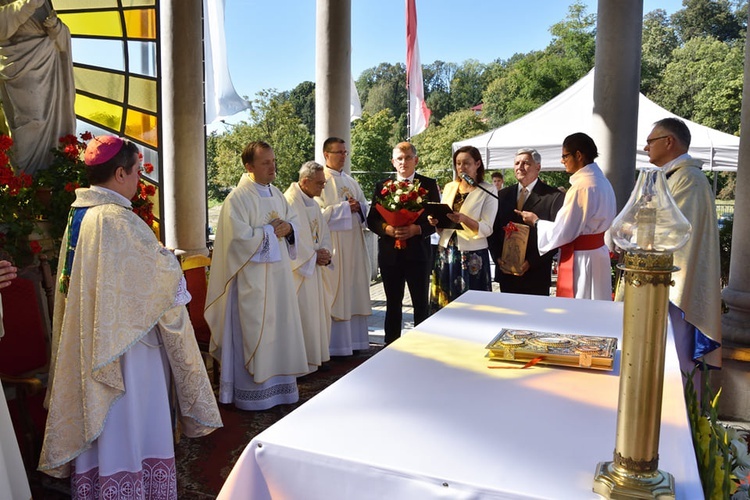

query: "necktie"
left=517, top=187, right=528, bottom=211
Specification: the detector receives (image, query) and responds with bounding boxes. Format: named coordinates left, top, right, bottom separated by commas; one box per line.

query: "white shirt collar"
left=397, top=173, right=416, bottom=182
left=661, top=153, right=691, bottom=175
left=520, top=178, right=538, bottom=194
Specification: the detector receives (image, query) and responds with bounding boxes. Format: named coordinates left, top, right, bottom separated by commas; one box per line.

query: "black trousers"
left=381, top=259, right=431, bottom=344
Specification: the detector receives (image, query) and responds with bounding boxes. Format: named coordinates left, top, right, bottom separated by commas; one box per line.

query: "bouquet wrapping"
left=374, top=179, right=428, bottom=249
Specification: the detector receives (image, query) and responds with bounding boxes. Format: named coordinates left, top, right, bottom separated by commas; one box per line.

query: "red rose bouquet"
left=374, top=178, right=427, bottom=249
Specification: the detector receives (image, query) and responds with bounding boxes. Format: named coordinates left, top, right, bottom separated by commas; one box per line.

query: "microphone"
left=460, top=173, right=499, bottom=200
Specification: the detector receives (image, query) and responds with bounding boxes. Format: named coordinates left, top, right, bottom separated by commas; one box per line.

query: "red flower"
left=399, top=194, right=408, bottom=203
left=143, top=162, right=154, bottom=174
left=142, top=184, right=156, bottom=197
left=0, top=134, right=13, bottom=151
left=418, top=187, right=427, bottom=196
left=63, top=144, right=79, bottom=160
left=59, top=134, right=78, bottom=147
left=389, top=183, right=397, bottom=192
left=19, top=172, right=32, bottom=188
left=381, top=187, right=388, bottom=195
left=29, top=240, right=42, bottom=254
left=64, top=181, right=79, bottom=192
left=80, top=131, right=93, bottom=141
left=0, top=165, right=12, bottom=186
left=409, top=190, right=418, bottom=200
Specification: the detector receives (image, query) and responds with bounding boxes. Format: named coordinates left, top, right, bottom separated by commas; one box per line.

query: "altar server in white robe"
left=317, top=137, right=372, bottom=356
left=517, top=132, right=616, bottom=300
left=39, top=136, right=222, bottom=496
left=206, top=140, right=309, bottom=410
left=645, top=118, right=722, bottom=370
left=285, top=161, right=334, bottom=372
left=0, top=259, right=32, bottom=500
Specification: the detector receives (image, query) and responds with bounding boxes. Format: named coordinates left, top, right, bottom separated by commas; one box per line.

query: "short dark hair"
left=654, top=117, right=691, bottom=148
left=323, top=137, right=345, bottom=153
left=242, top=140, right=273, bottom=166
left=86, top=140, right=140, bottom=185
left=490, top=171, right=503, bottom=179
left=562, top=133, right=598, bottom=165
left=452, top=146, right=485, bottom=184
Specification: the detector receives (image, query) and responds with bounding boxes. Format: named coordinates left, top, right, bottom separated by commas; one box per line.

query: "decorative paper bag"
left=499, top=222, right=529, bottom=275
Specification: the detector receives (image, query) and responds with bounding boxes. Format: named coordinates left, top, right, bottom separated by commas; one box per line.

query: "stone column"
left=718, top=12, right=750, bottom=421
left=160, top=0, right=208, bottom=257
left=592, top=0, right=643, bottom=212
left=315, top=0, right=352, bottom=173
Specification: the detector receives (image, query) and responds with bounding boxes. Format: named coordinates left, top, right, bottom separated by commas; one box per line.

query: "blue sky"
left=222, top=0, right=686, bottom=106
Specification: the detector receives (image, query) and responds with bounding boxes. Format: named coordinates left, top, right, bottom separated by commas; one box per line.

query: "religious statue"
left=0, top=0, right=76, bottom=175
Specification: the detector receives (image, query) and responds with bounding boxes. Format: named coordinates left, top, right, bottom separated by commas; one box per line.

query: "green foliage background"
left=207, top=0, right=743, bottom=202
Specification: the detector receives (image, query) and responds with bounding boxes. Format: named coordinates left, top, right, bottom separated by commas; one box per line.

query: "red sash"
left=556, top=232, right=605, bottom=298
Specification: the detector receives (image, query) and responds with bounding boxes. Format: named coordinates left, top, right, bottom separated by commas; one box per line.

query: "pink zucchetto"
left=84, top=135, right=124, bottom=166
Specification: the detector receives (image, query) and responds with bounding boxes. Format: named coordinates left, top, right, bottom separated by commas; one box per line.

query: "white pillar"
left=592, top=0, right=643, bottom=212
left=718, top=12, right=750, bottom=421
left=315, top=0, right=352, bottom=173
left=160, top=0, right=208, bottom=256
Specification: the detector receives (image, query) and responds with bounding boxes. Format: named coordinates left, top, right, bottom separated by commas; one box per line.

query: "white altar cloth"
left=218, top=291, right=702, bottom=499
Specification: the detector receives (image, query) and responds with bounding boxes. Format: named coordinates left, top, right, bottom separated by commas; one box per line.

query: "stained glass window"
left=56, top=0, right=161, bottom=231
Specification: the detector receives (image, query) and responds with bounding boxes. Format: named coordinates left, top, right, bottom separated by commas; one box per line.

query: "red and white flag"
left=406, top=0, right=431, bottom=137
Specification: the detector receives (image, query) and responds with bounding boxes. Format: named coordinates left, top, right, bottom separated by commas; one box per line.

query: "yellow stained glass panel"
left=125, top=109, right=158, bottom=148
left=55, top=0, right=155, bottom=11
left=54, top=0, right=118, bottom=9
left=75, top=94, right=123, bottom=131
left=124, top=9, right=156, bottom=39
left=74, top=67, right=125, bottom=102
left=59, top=12, right=123, bottom=38
left=128, top=77, right=157, bottom=113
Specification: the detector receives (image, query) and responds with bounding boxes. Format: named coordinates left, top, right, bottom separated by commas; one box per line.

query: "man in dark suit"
left=367, top=142, right=440, bottom=344
left=488, top=148, right=564, bottom=296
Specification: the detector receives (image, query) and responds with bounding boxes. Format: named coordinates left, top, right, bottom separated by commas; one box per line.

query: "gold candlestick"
left=593, top=166, right=691, bottom=499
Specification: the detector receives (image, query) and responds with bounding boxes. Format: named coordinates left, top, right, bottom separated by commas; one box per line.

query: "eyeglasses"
left=646, top=135, right=670, bottom=146
left=561, top=153, right=573, bottom=161
left=328, top=150, right=348, bottom=156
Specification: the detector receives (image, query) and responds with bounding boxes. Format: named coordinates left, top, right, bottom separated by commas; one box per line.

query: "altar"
left=218, top=291, right=702, bottom=499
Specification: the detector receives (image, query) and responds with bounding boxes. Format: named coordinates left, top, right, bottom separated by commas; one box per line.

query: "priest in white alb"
left=206, top=140, right=309, bottom=410
left=285, top=161, right=334, bottom=372
left=317, top=137, right=372, bottom=356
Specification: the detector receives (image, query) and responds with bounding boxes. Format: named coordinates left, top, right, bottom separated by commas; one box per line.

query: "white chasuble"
left=285, top=182, right=334, bottom=368
left=206, top=175, right=308, bottom=385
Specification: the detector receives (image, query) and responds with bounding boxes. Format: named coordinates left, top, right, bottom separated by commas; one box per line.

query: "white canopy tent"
left=453, top=69, right=739, bottom=172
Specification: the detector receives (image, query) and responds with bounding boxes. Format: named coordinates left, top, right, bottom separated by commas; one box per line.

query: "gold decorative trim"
left=614, top=451, right=659, bottom=473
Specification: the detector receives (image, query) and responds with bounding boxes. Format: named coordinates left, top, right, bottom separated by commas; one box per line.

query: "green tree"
left=672, top=0, right=745, bottom=43
left=481, top=2, right=595, bottom=127
left=450, top=59, right=487, bottom=111
left=641, top=9, right=680, bottom=95
left=411, top=109, right=488, bottom=187
left=653, top=36, right=743, bottom=134
left=211, top=90, right=314, bottom=196
left=282, top=81, right=316, bottom=136
left=350, top=109, right=399, bottom=197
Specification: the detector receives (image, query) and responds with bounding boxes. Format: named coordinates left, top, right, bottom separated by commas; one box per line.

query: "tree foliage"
left=210, top=90, right=314, bottom=201
left=411, top=109, right=488, bottom=187
left=350, top=109, right=399, bottom=197
left=671, top=0, right=745, bottom=43
left=653, top=36, right=743, bottom=134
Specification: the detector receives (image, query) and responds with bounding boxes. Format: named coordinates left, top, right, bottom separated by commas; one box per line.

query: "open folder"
left=424, top=203, right=462, bottom=229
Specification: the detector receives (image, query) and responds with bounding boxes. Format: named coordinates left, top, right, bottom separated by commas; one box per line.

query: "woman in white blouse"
left=428, top=146, right=498, bottom=312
